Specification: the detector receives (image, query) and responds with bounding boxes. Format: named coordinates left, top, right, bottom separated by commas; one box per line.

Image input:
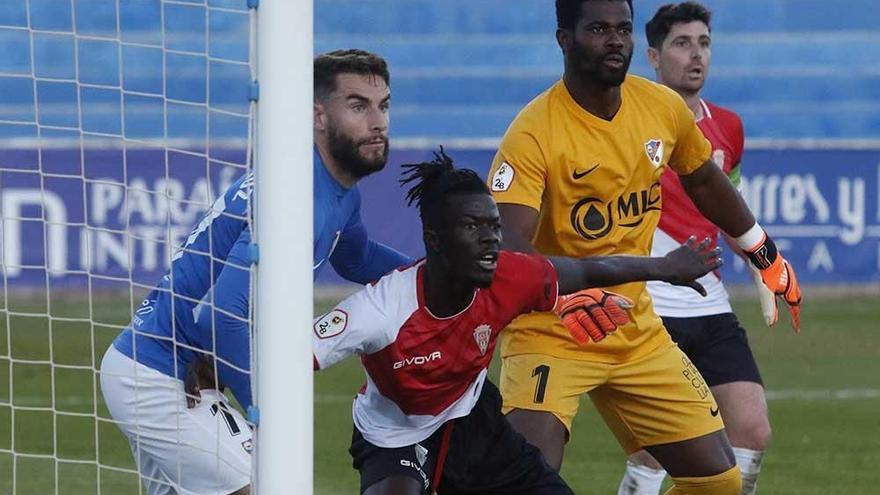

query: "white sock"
left=618, top=460, right=667, bottom=495
left=733, top=447, right=764, bottom=495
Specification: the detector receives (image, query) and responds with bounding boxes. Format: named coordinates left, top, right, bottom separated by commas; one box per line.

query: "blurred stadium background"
left=1, top=0, right=878, bottom=493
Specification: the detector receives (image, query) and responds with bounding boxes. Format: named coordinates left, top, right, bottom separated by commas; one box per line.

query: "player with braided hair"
left=313, top=149, right=722, bottom=494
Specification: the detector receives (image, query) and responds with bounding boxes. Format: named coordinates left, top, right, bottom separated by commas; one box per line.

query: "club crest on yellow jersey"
left=644, top=138, right=664, bottom=167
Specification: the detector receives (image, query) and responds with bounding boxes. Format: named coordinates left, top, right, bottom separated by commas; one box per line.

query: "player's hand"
left=744, top=232, right=802, bottom=332
left=554, top=289, right=634, bottom=344
left=660, top=236, right=723, bottom=297
left=184, top=356, right=217, bottom=408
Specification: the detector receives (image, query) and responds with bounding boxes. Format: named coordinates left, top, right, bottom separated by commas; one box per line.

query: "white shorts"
left=100, top=346, right=252, bottom=495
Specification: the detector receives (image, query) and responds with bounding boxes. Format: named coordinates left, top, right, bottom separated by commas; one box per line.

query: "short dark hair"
left=313, top=49, right=390, bottom=100
left=399, top=148, right=491, bottom=229
left=645, top=2, right=712, bottom=49
left=556, top=0, right=633, bottom=30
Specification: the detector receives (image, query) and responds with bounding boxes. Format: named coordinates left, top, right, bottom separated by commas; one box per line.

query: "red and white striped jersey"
left=649, top=99, right=745, bottom=317
left=313, top=251, right=559, bottom=447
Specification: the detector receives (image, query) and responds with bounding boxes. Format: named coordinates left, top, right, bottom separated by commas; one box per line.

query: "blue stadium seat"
left=2, top=0, right=878, bottom=139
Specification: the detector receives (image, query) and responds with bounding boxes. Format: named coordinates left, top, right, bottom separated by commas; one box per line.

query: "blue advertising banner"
left=734, top=149, right=880, bottom=284
left=2, top=147, right=879, bottom=288
left=345, top=147, right=880, bottom=285
left=1, top=147, right=247, bottom=289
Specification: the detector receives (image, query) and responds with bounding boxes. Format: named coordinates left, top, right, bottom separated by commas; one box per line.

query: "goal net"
left=0, top=0, right=266, bottom=492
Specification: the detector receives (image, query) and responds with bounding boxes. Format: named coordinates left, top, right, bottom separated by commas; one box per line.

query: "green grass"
left=1, top=293, right=879, bottom=494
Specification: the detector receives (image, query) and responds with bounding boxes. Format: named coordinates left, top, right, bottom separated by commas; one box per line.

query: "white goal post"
left=253, top=0, right=313, bottom=493
left=0, top=0, right=312, bottom=492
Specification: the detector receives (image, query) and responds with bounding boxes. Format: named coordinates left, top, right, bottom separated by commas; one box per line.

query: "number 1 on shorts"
left=532, top=364, right=550, bottom=404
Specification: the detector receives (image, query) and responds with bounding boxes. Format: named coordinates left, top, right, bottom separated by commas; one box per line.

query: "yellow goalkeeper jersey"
left=489, top=75, right=712, bottom=364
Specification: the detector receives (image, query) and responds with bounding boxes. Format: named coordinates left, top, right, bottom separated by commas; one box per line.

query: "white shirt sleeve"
left=312, top=283, right=394, bottom=370
left=313, top=265, right=420, bottom=370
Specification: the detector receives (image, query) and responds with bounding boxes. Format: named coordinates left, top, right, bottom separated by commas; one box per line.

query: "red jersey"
left=649, top=99, right=745, bottom=317
left=657, top=99, right=744, bottom=247
left=312, top=251, right=559, bottom=447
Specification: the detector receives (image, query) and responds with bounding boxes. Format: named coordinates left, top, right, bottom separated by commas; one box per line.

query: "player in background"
left=617, top=4, right=779, bottom=494
left=312, top=49, right=413, bottom=282
left=486, top=1, right=802, bottom=494
left=314, top=150, right=724, bottom=495
left=99, top=49, right=412, bottom=495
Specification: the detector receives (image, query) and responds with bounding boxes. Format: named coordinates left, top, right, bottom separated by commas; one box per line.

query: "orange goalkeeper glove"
left=554, top=289, right=634, bottom=344
left=744, top=233, right=802, bottom=332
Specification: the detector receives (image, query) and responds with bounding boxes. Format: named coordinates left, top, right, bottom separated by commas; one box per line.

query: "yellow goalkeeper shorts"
left=499, top=341, right=724, bottom=454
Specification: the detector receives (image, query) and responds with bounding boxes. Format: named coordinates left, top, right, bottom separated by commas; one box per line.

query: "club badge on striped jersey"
left=473, top=324, right=491, bottom=356
left=644, top=138, right=664, bottom=167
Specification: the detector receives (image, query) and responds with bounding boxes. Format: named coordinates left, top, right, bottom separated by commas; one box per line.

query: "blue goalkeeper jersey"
left=111, top=147, right=412, bottom=410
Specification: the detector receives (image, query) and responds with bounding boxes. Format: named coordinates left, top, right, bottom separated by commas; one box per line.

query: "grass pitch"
left=1, top=292, right=878, bottom=494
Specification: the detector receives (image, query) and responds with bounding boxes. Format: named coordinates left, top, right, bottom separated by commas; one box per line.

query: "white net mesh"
left=0, top=0, right=255, bottom=492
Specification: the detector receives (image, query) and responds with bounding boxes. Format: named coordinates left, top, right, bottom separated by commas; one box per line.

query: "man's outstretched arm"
left=499, top=203, right=722, bottom=345
left=497, top=204, right=721, bottom=295
left=680, top=160, right=802, bottom=330
left=549, top=237, right=721, bottom=296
